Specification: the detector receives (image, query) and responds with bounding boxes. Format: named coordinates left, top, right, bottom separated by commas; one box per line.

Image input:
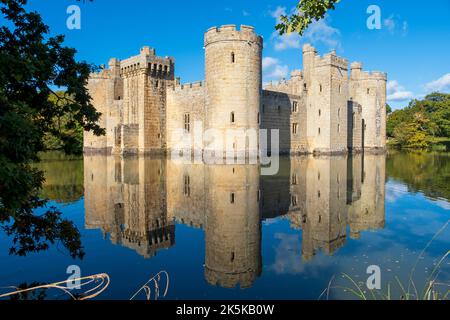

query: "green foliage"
left=393, top=122, right=428, bottom=149
left=386, top=104, right=392, bottom=115
left=0, top=0, right=104, bottom=258
left=42, top=92, right=84, bottom=154
left=276, top=0, right=340, bottom=35
left=387, top=93, right=450, bottom=150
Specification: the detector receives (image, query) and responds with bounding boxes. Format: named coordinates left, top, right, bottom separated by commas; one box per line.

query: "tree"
left=0, top=0, right=104, bottom=258
left=393, top=122, right=428, bottom=149
left=387, top=108, right=410, bottom=138
left=276, top=0, right=341, bottom=35
left=387, top=93, right=450, bottom=146
left=42, top=92, right=85, bottom=154
left=386, top=104, right=392, bottom=115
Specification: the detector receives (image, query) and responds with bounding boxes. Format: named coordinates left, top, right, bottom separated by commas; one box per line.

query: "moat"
left=0, top=151, right=448, bottom=300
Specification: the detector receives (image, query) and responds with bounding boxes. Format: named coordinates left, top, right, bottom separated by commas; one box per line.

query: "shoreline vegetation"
left=320, top=221, right=450, bottom=300
left=387, top=93, right=450, bottom=151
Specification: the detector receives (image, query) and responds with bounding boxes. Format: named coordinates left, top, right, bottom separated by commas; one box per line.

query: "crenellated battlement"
left=351, top=62, right=387, bottom=81
left=118, top=47, right=175, bottom=77
left=172, top=80, right=205, bottom=91
left=204, top=24, right=262, bottom=47
left=314, top=50, right=348, bottom=69
left=89, top=69, right=111, bottom=80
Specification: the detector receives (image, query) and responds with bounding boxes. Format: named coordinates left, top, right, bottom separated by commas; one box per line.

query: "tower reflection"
left=84, top=154, right=386, bottom=288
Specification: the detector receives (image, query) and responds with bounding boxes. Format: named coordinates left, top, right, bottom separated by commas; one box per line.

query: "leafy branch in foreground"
left=276, top=0, right=340, bottom=35
left=0, top=0, right=105, bottom=258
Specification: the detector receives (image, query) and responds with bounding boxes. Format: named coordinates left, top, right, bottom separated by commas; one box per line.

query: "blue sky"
left=15, top=0, right=450, bottom=109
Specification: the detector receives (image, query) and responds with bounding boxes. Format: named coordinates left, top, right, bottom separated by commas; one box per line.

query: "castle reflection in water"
left=84, top=154, right=385, bottom=289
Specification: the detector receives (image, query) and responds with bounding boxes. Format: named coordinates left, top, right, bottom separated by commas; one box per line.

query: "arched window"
left=319, top=84, right=322, bottom=92
left=231, top=52, right=235, bottom=63
left=230, top=112, right=235, bottom=123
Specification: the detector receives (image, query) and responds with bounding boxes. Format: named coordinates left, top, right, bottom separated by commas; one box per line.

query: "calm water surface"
left=1, top=151, right=449, bottom=299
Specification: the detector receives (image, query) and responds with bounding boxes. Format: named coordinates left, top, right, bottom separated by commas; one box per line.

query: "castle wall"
left=347, top=101, right=363, bottom=152
left=264, top=70, right=306, bottom=96
left=350, top=63, right=387, bottom=152
left=261, top=91, right=307, bottom=154
left=166, top=82, right=206, bottom=153
left=84, top=73, right=111, bottom=153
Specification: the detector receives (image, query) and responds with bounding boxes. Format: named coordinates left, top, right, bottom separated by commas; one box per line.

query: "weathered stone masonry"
left=84, top=25, right=387, bottom=155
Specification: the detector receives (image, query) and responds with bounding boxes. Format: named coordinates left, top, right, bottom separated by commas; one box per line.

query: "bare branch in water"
left=130, top=271, right=170, bottom=301
left=0, top=273, right=110, bottom=300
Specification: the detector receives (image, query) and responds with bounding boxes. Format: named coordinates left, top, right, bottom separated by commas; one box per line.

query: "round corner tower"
left=204, top=25, right=263, bottom=156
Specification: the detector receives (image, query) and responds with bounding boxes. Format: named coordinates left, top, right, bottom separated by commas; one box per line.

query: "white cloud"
left=402, top=21, right=409, bottom=34
left=434, top=199, right=450, bottom=210
left=267, top=64, right=289, bottom=79
left=242, top=10, right=250, bottom=17
left=273, top=32, right=302, bottom=51
left=387, top=80, right=414, bottom=102
left=263, top=57, right=289, bottom=81
left=424, top=73, right=450, bottom=93
left=271, top=14, right=341, bottom=51
left=383, top=14, right=408, bottom=36
left=303, top=18, right=341, bottom=50
left=270, top=6, right=286, bottom=23
left=383, top=16, right=396, bottom=33
left=262, top=57, right=279, bottom=70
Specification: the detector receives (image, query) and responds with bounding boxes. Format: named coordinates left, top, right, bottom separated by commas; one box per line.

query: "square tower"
left=304, top=46, right=349, bottom=154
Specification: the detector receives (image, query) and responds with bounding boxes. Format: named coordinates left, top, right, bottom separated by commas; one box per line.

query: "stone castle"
left=84, top=25, right=387, bottom=156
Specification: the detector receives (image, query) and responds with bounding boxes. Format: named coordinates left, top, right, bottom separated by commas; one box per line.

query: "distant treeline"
left=43, top=91, right=84, bottom=154
left=387, top=92, right=450, bottom=150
